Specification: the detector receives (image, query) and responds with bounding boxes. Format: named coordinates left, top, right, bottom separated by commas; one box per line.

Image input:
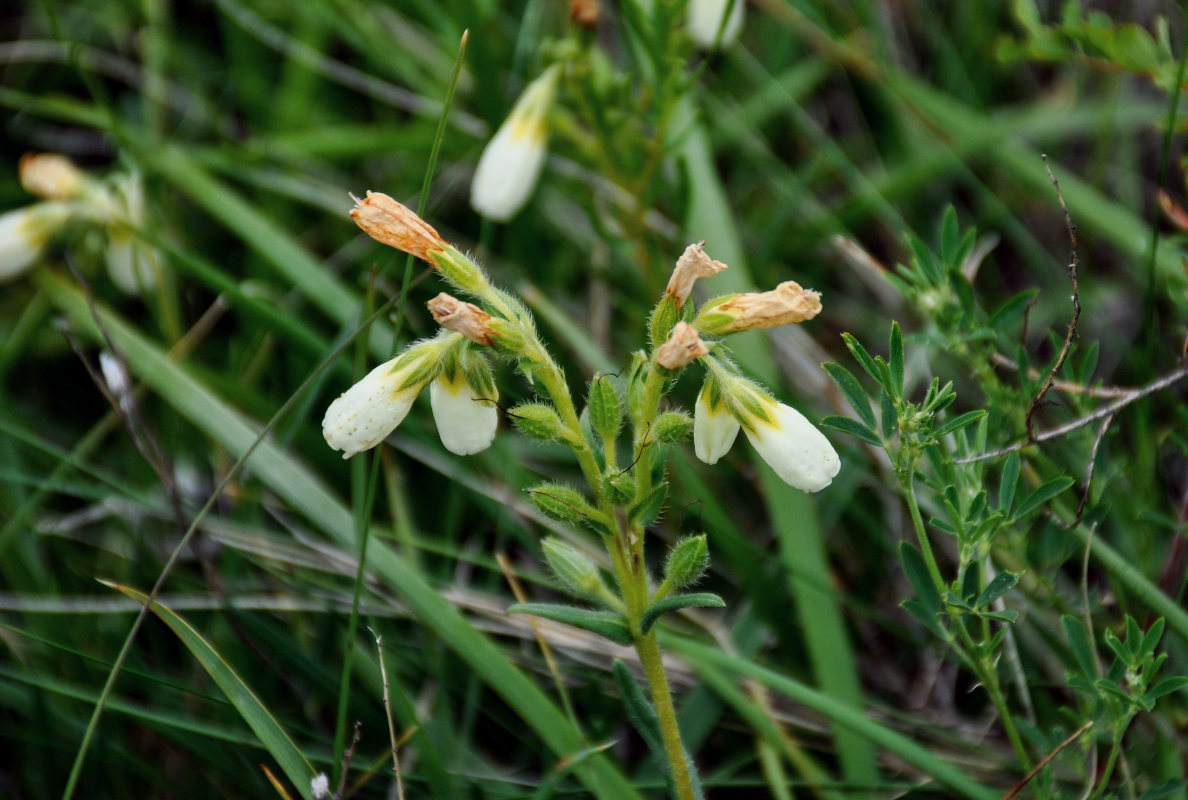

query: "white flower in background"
left=310, top=773, right=331, bottom=800
left=470, top=65, right=560, bottom=222
left=322, top=349, right=438, bottom=459
left=0, top=203, right=71, bottom=282
left=102, top=173, right=162, bottom=294
left=19, top=152, right=87, bottom=200
left=741, top=399, right=840, bottom=493
left=687, top=0, right=745, bottom=48
left=430, top=372, right=498, bottom=455
left=693, top=382, right=740, bottom=464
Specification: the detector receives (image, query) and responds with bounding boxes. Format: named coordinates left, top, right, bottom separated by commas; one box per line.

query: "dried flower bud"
left=694, top=280, right=822, bottom=335
left=656, top=321, right=708, bottom=369
left=570, top=0, right=600, bottom=28
left=19, top=153, right=86, bottom=200
left=427, top=292, right=493, bottom=346
left=350, top=191, right=445, bottom=261
left=665, top=241, right=727, bottom=308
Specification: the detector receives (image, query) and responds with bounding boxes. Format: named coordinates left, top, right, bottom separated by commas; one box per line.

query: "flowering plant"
left=322, top=192, right=838, bottom=799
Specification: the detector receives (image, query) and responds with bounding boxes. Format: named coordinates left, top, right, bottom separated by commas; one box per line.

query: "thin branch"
left=371, top=631, right=405, bottom=800
left=1001, top=720, right=1094, bottom=800
left=1066, top=414, right=1114, bottom=529
left=955, top=364, right=1188, bottom=464
left=1026, top=156, right=1081, bottom=439
left=989, top=353, right=1130, bottom=398
left=334, top=722, right=363, bottom=800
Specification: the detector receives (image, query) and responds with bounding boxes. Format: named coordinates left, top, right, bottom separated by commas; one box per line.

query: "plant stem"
left=900, top=472, right=1032, bottom=771
left=635, top=630, right=697, bottom=800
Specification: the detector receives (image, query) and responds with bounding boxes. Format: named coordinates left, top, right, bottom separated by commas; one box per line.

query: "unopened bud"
left=542, top=537, right=604, bottom=598
left=350, top=191, right=445, bottom=261
left=665, top=534, right=709, bottom=587
left=510, top=403, right=568, bottom=442
left=529, top=483, right=598, bottom=523
left=654, top=411, right=694, bottom=444
left=427, top=292, right=493, bottom=345
left=603, top=471, right=635, bottom=506
left=656, top=322, right=708, bottom=370
left=666, top=241, right=727, bottom=308
left=694, top=280, right=822, bottom=335
left=588, top=376, right=622, bottom=444
left=20, top=153, right=87, bottom=200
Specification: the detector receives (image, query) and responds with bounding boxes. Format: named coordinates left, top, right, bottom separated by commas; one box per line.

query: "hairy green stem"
left=636, top=631, right=697, bottom=800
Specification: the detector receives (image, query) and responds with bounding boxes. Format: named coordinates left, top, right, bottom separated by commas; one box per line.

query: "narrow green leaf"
left=934, top=409, right=987, bottom=437
left=628, top=483, right=668, bottom=527
left=1143, top=676, right=1188, bottom=704
left=998, top=453, right=1020, bottom=514
left=940, top=206, right=959, bottom=266
left=840, top=333, right=880, bottom=380
left=902, top=599, right=947, bottom=638
left=821, top=415, right=882, bottom=446
left=975, top=572, right=1019, bottom=608
left=104, top=582, right=314, bottom=797
left=899, top=542, right=941, bottom=616
left=508, top=603, right=633, bottom=645
left=1014, top=476, right=1075, bottom=518
left=823, top=363, right=876, bottom=429
left=889, top=322, right=905, bottom=397
left=1062, top=615, right=1097, bottom=680
left=879, top=387, right=897, bottom=440
left=640, top=593, right=726, bottom=634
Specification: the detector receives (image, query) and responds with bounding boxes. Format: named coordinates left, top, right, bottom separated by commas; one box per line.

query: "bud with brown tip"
left=693, top=280, right=822, bottom=335
left=656, top=321, right=708, bottom=370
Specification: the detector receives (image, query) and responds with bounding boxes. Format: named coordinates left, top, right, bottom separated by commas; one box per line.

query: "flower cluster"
left=1, top=153, right=162, bottom=292
left=323, top=194, right=839, bottom=493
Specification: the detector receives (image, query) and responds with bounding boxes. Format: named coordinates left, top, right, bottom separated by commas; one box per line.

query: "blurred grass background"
left=2, top=0, right=1188, bottom=798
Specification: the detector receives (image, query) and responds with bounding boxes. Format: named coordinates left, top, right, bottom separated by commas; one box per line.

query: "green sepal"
left=625, top=350, right=648, bottom=426
left=508, top=603, right=632, bottom=645
left=628, top=482, right=667, bottom=526
left=529, top=483, right=599, bottom=525
left=664, top=534, right=708, bottom=587
left=653, top=411, right=694, bottom=444
left=542, top=538, right=606, bottom=600
left=510, top=403, right=568, bottom=442
left=649, top=294, right=680, bottom=351
left=604, top=471, right=635, bottom=506
left=640, top=593, right=725, bottom=634
left=588, top=375, right=623, bottom=445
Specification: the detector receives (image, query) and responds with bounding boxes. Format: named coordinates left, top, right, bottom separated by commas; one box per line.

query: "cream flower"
left=19, top=153, right=86, bottom=200
left=430, top=373, right=499, bottom=455
left=693, top=382, right=740, bottom=464
left=741, top=400, right=840, bottom=493
left=470, top=65, right=560, bottom=222
left=322, top=357, right=431, bottom=459
left=0, top=203, right=71, bottom=282
left=687, top=0, right=745, bottom=48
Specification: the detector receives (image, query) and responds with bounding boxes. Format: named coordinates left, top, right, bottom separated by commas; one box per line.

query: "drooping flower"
left=322, top=340, right=446, bottom=459
left=430, top=371, right=499, bottom=456
left=19, top=152, right=87, bottom=200
left=693, top=369, right=840, bottom=492
left=665, top=241, right=727, bottom=309
left=103, top=173, right=162, bottom=294
left=740, top=400, right=840, bottom=493
left=693, top=380, right=740, bottom=464
left=0, top=203, right=72, bottom=282
left=470, top=65, right=560, bottom=222
left=687, top=0, right=745, bottom=48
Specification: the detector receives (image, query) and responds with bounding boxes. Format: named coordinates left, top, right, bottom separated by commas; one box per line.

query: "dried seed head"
left=665, top=241, right=727, bottom=308
left=350, top=191, right=445, bottom=261
left=655, top=321, right=708, bottom=369
left=427, top=292, right=493, bottom=346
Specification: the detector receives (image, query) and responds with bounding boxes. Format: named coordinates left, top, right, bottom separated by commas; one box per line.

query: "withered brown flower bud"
left=695, top=281, right=821, bottom=335
left=350, top=191, right=445, bottom=262
left=427, top=292, right=493, bottom=346
left=656, top=321, right=708, bottom=369
left=665, top=241, right=727, bottom=308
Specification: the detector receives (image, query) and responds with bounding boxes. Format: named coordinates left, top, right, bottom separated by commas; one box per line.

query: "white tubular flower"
left=693, top=382, right=740, bottom=464
left=106, top=228, right=162, bottom=294
left=741, top=400, right=840, bottom=493
left=430, top=372, right=499, bottom=455
left=323, top=352, right=437, bottom=459
left=687, top=0, right=744, bottom=48
left=0, top=203, right=71, bottom=282
left=470, top=65, right=560, bottom=222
